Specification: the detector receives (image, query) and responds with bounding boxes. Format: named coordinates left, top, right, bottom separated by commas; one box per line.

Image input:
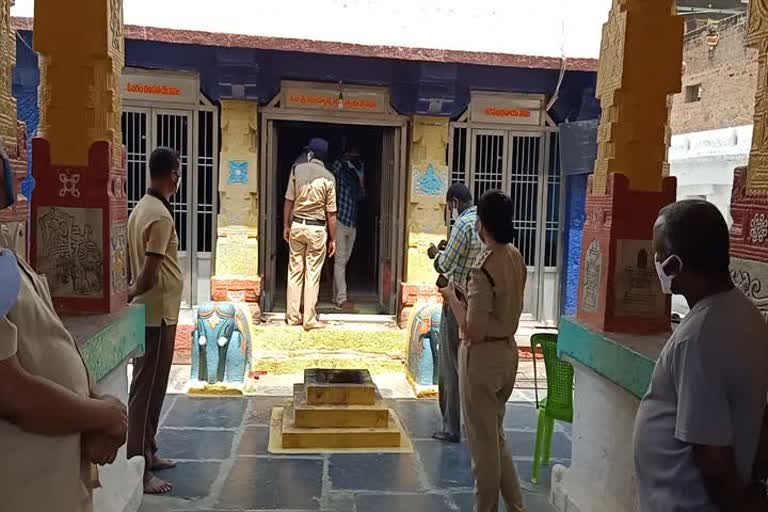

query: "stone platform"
left=270, top=369, right=409, bottom=452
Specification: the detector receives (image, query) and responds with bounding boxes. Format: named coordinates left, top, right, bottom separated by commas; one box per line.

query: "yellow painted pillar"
left=0, top=0, right=16, bottom=149
left=405, top=115, right=450, bottom=284
left=576, top=0, right=682, bottom=334
left=31, top=0, right=128, bottom=313
left=34, top=0, right=124, bottom=168
left=211, top=100, right=261, bottom=305
left=726, top=1, right=768, bottom=319
left=591, top=0, right=682, bottom=195
left=745, top=4, right=768, bottom=195
left=0, top=0, right=28, bottom=257
left=399, top=115, right=449, bottom=324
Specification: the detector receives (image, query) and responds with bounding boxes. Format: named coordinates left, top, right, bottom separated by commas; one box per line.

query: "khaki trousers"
left=459, top=340, right=526, bottom=512
left=128, top=322, right=177, bottom=474
left=287, top=222, right=327, bottom=327
left=333, top=223, right=357, bottom=305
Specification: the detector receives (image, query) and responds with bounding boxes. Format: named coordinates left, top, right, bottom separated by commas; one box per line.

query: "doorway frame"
left=259, top=93, right=409, bottom=315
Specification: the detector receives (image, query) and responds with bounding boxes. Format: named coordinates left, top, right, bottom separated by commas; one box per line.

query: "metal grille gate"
left=122, top=106, right=218, bottom=307
left=450, top=126, right=561, bottom=324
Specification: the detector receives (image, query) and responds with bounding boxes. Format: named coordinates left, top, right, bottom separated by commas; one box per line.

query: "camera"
left=428, top=240, right=449, bottom=289
left=427, top=240, right=448, bottom=260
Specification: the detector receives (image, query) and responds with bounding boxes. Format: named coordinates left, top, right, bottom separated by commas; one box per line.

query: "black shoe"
left=432, top=431, right=461, bottom=443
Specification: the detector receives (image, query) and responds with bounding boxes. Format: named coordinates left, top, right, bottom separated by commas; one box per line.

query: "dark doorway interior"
left=273, top=121, right=384, bottom=312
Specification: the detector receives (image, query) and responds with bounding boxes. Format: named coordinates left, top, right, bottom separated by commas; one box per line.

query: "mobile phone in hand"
left=436, top=274, right=449, bottom=289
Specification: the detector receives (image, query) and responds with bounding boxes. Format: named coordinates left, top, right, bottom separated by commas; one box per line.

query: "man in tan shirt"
left=127, top=147, right=184, bottom=494
left=283, top=138, right=337, bottom=330
left=0, top=148, right=127, bottom=511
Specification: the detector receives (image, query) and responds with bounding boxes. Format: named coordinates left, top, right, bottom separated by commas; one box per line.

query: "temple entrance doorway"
left=259, top=87, right=407, bottom=318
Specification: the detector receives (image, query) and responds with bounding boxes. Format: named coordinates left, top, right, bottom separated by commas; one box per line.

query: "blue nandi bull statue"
left=406, top=302, right=442, bottom=388
left=191, top=302, right=251, bottom=386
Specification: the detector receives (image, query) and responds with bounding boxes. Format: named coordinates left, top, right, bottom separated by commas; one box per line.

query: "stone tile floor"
left=140, top=368, right=569, bottom=512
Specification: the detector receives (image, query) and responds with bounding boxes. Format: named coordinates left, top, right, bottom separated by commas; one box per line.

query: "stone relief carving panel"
left=581, top=239, right=602, bottom=313
left=36, top=207, right=104, bottom=297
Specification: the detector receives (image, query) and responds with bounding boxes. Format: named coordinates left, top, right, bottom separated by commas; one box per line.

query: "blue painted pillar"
left=558, top=120, right=598, bottom=316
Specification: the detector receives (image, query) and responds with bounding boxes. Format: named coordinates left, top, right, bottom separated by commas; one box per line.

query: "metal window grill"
left=471, top=131, right=506, bottom=201
left=155, top=113, right=191, bottom=252
left=450, top=126, right=468, bottom=185
left=545, top=132, right=561, bottom=268
left=122, top=110, right=148, bottom=213
left=509, top=134, right=541, bottom=267
left=196, top=110, right=215, bottom=254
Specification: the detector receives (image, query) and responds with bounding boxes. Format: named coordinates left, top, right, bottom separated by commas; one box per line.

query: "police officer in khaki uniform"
left=0, top=146, right=128, bottom=512
left=440, top=190, right=528, bottom=512
left=283, top=138, right=337, bottom=330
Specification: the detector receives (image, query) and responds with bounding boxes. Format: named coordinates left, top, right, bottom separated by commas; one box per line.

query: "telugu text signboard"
left=281, top=82, right=389, bottom=114
left=470, top=93, right=544, bottom=126
left=121, top=70, right=200, bottom=105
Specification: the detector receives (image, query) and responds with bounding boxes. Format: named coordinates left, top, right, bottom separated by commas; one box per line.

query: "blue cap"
left=306, top=138, right=329, bottom=155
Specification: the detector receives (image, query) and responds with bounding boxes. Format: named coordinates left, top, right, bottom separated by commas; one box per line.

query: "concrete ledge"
left=557, top=316, right=667, bottom=399
left=63, top=304, right=145, bottom=382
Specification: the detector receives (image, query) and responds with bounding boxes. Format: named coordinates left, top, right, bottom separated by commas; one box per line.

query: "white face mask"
left=654, top=253, right=682, bottom=295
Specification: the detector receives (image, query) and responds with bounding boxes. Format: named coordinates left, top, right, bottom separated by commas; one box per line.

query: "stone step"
left=292, top=384, right=390, bottom=428
left=250, top=324, right=406, bottom=357
left=252, top=354, right=405, bottom=376
left=280, top=405, right=402, bottom=449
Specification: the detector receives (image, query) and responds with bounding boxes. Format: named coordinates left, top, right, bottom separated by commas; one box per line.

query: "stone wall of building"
left=670, top=15, right=758, bottom=135
left=399, top=116, right=449, bottom=326
left=212, top=100, right=261, bottom=306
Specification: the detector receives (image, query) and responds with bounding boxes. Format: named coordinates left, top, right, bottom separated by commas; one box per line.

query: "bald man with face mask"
left=0, top=147, right=128, bottom=512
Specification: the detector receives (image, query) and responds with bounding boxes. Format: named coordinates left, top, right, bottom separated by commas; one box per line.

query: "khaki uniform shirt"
left=128, top=193, right=183, bottom=326
left=285, top=158, right=337, bottom=221
left=0, top=251, right=92, bottom=512
left=466, top=244, right=527, bottom=342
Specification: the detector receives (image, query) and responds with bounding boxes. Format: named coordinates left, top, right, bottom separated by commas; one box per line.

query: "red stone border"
left=12, top=17, right=598, bottom=72
left=399, top=282, right=442, bottom=328
left=211, top=275, right=262, bottom=303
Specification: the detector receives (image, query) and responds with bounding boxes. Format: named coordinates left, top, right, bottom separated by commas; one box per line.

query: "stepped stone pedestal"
left=271, top=369, right=409, bottom=452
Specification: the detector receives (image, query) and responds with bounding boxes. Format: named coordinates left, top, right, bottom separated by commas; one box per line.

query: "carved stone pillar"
left=728, top=1, right=768, bottom=323
left=211, top=100, right=261, bottom=308
left=401, top=116, right=449, bottom=326
left=0, top=0, right=29, bottom=257
left=30, top=0, right=127, bottom=314
left=576, top=0, right=683, bottom=333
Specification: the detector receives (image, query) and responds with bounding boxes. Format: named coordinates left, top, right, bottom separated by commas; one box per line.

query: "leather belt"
left=483, top=336, right=513, bottom=344
left=293, top=217, right=326, bottom=227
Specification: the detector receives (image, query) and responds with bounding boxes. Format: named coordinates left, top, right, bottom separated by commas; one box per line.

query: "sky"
left=11, top=0, right=612, bottom=59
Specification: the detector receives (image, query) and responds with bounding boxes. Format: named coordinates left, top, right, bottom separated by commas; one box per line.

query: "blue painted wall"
left=11, top=32, right=38, bottom=198
left=14, top=29, right=598, bottom=127
left=558, top=116, right=599, bottom=316
left=562, top=173, right=588, bottom=315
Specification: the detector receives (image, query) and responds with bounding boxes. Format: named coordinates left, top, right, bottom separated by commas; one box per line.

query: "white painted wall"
left=669, top=124, right=751, bottom=225
left=11, top=0, right=611, bottom=60
left=668, top=124, right=752, bottom=317
left=552, top=360, right=641, bottom=512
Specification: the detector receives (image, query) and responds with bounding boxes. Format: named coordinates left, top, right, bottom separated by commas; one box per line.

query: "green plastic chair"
left=530, top=332, right=574, bottom=484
